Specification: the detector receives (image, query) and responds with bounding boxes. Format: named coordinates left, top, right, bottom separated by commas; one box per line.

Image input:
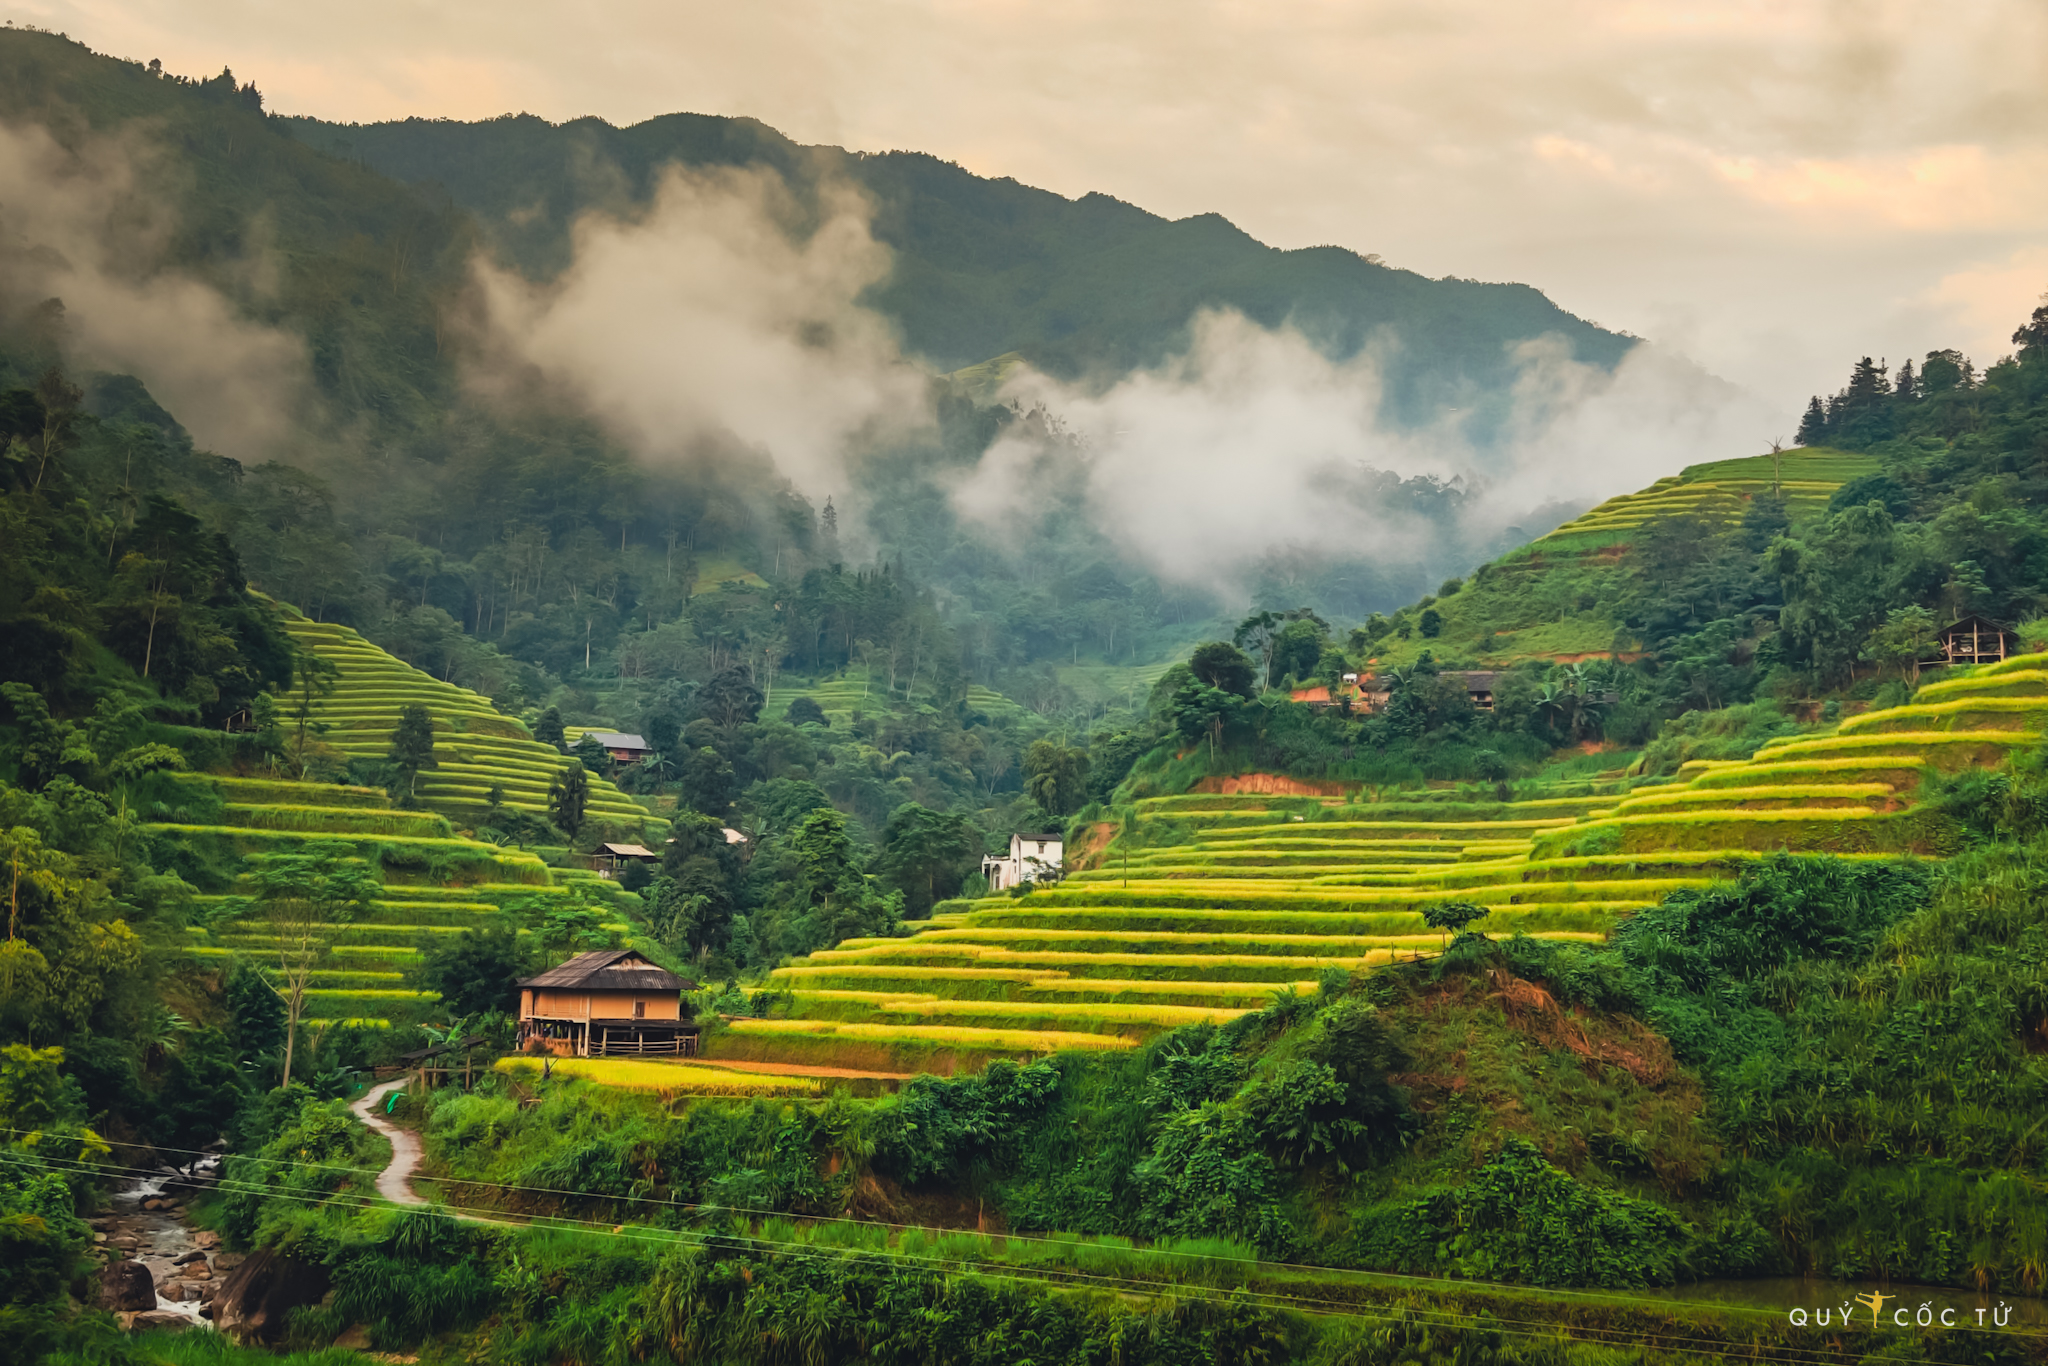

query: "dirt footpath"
left=350, top=1080, right=427, bottom=1206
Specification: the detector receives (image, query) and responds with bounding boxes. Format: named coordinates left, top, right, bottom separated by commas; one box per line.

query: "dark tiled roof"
left=519, top=948, right=690, bottom=992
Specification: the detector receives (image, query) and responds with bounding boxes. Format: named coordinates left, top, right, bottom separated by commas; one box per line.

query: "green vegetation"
left=12, top=30, right=2048, bottom=1363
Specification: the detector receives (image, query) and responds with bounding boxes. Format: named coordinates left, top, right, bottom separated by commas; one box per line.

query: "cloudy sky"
left=14, top=0, right=2048, bottom=417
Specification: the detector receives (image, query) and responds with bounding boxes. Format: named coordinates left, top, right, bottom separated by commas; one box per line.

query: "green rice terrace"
left=164, top=621, right=655, bottom=1029
left=280, top=614, right=651, bottom=830
left=726, top=652, right=2048, bottom=1075
left=1532, top=447, right=1881, bottom=550
left=766, top=667, right=1024, bottom=726
left=1367, top=446, right=1883, bottom=667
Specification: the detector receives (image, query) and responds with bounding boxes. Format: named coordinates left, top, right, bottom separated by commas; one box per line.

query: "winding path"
left=350, top=1080, right=427, bottom=1206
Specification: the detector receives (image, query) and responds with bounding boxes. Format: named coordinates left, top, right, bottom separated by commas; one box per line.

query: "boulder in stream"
left=100, top=1259, right=156, bottom=1311
left=211, top=1247, right=330, bottom=1344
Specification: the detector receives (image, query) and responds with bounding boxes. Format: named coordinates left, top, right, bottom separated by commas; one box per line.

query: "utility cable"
left=14, top=1145, right=2035, bottom=1366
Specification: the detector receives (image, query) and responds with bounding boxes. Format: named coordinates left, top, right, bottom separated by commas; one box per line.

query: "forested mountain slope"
left=276, top=110, right=1633, bottom=424
left=0, top=28, right=1638, bottom=736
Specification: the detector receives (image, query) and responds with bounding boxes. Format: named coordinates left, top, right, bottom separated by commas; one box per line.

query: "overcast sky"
left=14, top=0, right=2048, bottom=422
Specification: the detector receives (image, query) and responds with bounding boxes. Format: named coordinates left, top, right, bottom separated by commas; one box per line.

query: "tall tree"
left=2016, top=296, right=2048, bottom=360
left=693, top=667, right=764, bottom=731
left=1794, top=395, right=1829, bottom=447
left=386, top=702, right=437, bottom=806
left=416, top=926, right=534, bottom=1016
left=548, top=761, right=591, bottom=839
left=1188, top=641, right=1258, bottom=698
left=533, top=706, right=566, bottom=750
left=876, top=803, right=979, bottom=917
left=1023, top=741, right=1090, bottom=820
left=285, top=650, right=338, bottom=778
left=1861, top=605, right=1937, bottom=685
left=241, top=844, right=376, bottom=1090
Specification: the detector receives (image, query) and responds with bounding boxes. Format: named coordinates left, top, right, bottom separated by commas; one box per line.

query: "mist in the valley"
left=464, top=163, right=930, bottom=495
left=0, top=113, right=1777, bottom=628
left=948, top=309, right=1777, bottom=607
left=0, top=121, right=315, bottom=462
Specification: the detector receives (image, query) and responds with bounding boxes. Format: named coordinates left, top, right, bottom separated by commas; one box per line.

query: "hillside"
left=1360, top=447, right=1881, bottom=670
left=726, top=654, right=2014, bottom=1072
left=274, top=110, right=1633, bottom=428
left=156, top=613, right=651, bottom=1029
left=0, top=26, right=1647, bottom=733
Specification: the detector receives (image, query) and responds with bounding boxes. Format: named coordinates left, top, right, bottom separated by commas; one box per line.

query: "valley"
left=6, top=23, right=2048, bottom=1366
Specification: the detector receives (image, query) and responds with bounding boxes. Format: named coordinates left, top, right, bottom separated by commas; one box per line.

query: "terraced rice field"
left=768, top=669, right=1023, bottom=725
left=495, top=1057, right=823, bottom=1096
left=734, top=655, right=2048, bottom=1075
left=1534, top=448, right=1879, bottom=548
left=166, top=625, right=647, bottom=1028
left=280, top=616, right=649, bottom=832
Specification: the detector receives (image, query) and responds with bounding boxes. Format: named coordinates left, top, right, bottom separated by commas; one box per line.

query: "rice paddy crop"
left=1742, top=730, right=2031, bottom=767
left=723, top=1018, right=1139, bottom=1051
left=214, top=803, right=455, bottom=836
left=495, top=1057, right=821, bottom=1095
left=903, top=927, right=1449, bottom=955
left=1612, top=783, right=1895, bottom=812
left=173, top=776, right=393, bottom=808
left=783, top=991, right=1251, bottom=1033
left=1913, top=670, right=2048, bottom=702
left=1836, top=696, right=2048, bottom=734
left=1688, top=758, right=1927, bottom=790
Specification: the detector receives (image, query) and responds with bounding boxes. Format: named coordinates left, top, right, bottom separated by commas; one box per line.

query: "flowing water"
left=95, top=1158, right=232, bottom=1327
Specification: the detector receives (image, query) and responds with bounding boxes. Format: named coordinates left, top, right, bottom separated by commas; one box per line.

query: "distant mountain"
left=0, top=27, right=1642, bottom=675
left=275, top=111, right=1633, bottom=432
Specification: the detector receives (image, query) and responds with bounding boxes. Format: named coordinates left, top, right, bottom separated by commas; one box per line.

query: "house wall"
left=984, top=837, right=1063, bottom=891
left=523, top=988, right=681, bottom=1020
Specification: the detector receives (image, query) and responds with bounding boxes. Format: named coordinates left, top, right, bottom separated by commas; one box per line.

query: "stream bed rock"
left=95, top=1159, right=225, bottom=1330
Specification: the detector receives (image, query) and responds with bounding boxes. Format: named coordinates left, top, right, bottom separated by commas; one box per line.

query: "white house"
left=982, top=832, right=1064, bottom=891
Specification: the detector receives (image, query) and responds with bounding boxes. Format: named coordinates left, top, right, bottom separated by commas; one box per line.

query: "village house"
left=982, top=832, right=1063, bottom=891
left=590, top=842, right=661, bottom=878
left=1932, top=615, right=2017, bottom=667
left=1446, top=671, right=1498, bottom=712
left=581, top=730, right=653, bottom=763
left=516, top=948, right=699, bottom=1057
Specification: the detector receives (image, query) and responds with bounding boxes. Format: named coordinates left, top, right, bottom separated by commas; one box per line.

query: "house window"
left=633, top=1001, right=646, bottom=1019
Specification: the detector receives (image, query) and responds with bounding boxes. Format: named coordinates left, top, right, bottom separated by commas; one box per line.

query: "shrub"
left=1350, top=1137, right=1692, bottom=1286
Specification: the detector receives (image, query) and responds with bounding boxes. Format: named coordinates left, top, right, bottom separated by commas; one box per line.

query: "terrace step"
left=1610, top=783, right=1899, bottom=815
left=776, top=990, right=1253, bottom=1036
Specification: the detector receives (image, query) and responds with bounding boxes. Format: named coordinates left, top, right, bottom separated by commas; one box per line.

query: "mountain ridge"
left=273, top=105, right=1634, bottom=426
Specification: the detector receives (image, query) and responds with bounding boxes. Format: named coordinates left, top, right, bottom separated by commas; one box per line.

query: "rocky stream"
left=90, top=1157, right=240, bottom=1332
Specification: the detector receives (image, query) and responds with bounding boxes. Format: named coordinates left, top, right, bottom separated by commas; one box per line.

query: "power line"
left=9, top=1125, right=1780, bottom=1320
left=12, top=1144, right=2036, bottom=1366
left=17, top=1148, right=1942, bottom=1366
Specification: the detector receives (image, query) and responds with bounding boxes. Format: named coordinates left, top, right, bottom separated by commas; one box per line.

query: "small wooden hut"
left=1933, top=616, right=2017, bottom=667
left=516, top=949, right=698, bottom=1057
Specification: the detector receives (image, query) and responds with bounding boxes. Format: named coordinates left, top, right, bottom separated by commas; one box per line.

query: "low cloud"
left=464, top=163, right=928, bottom=492
left=0, top=120, right=316, bottom=461
left=949, top=309, right=1775, bottom=602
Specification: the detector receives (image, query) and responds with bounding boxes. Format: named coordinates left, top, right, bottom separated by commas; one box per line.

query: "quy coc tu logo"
left=1787, top=1291, right=2016, bottom=1329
